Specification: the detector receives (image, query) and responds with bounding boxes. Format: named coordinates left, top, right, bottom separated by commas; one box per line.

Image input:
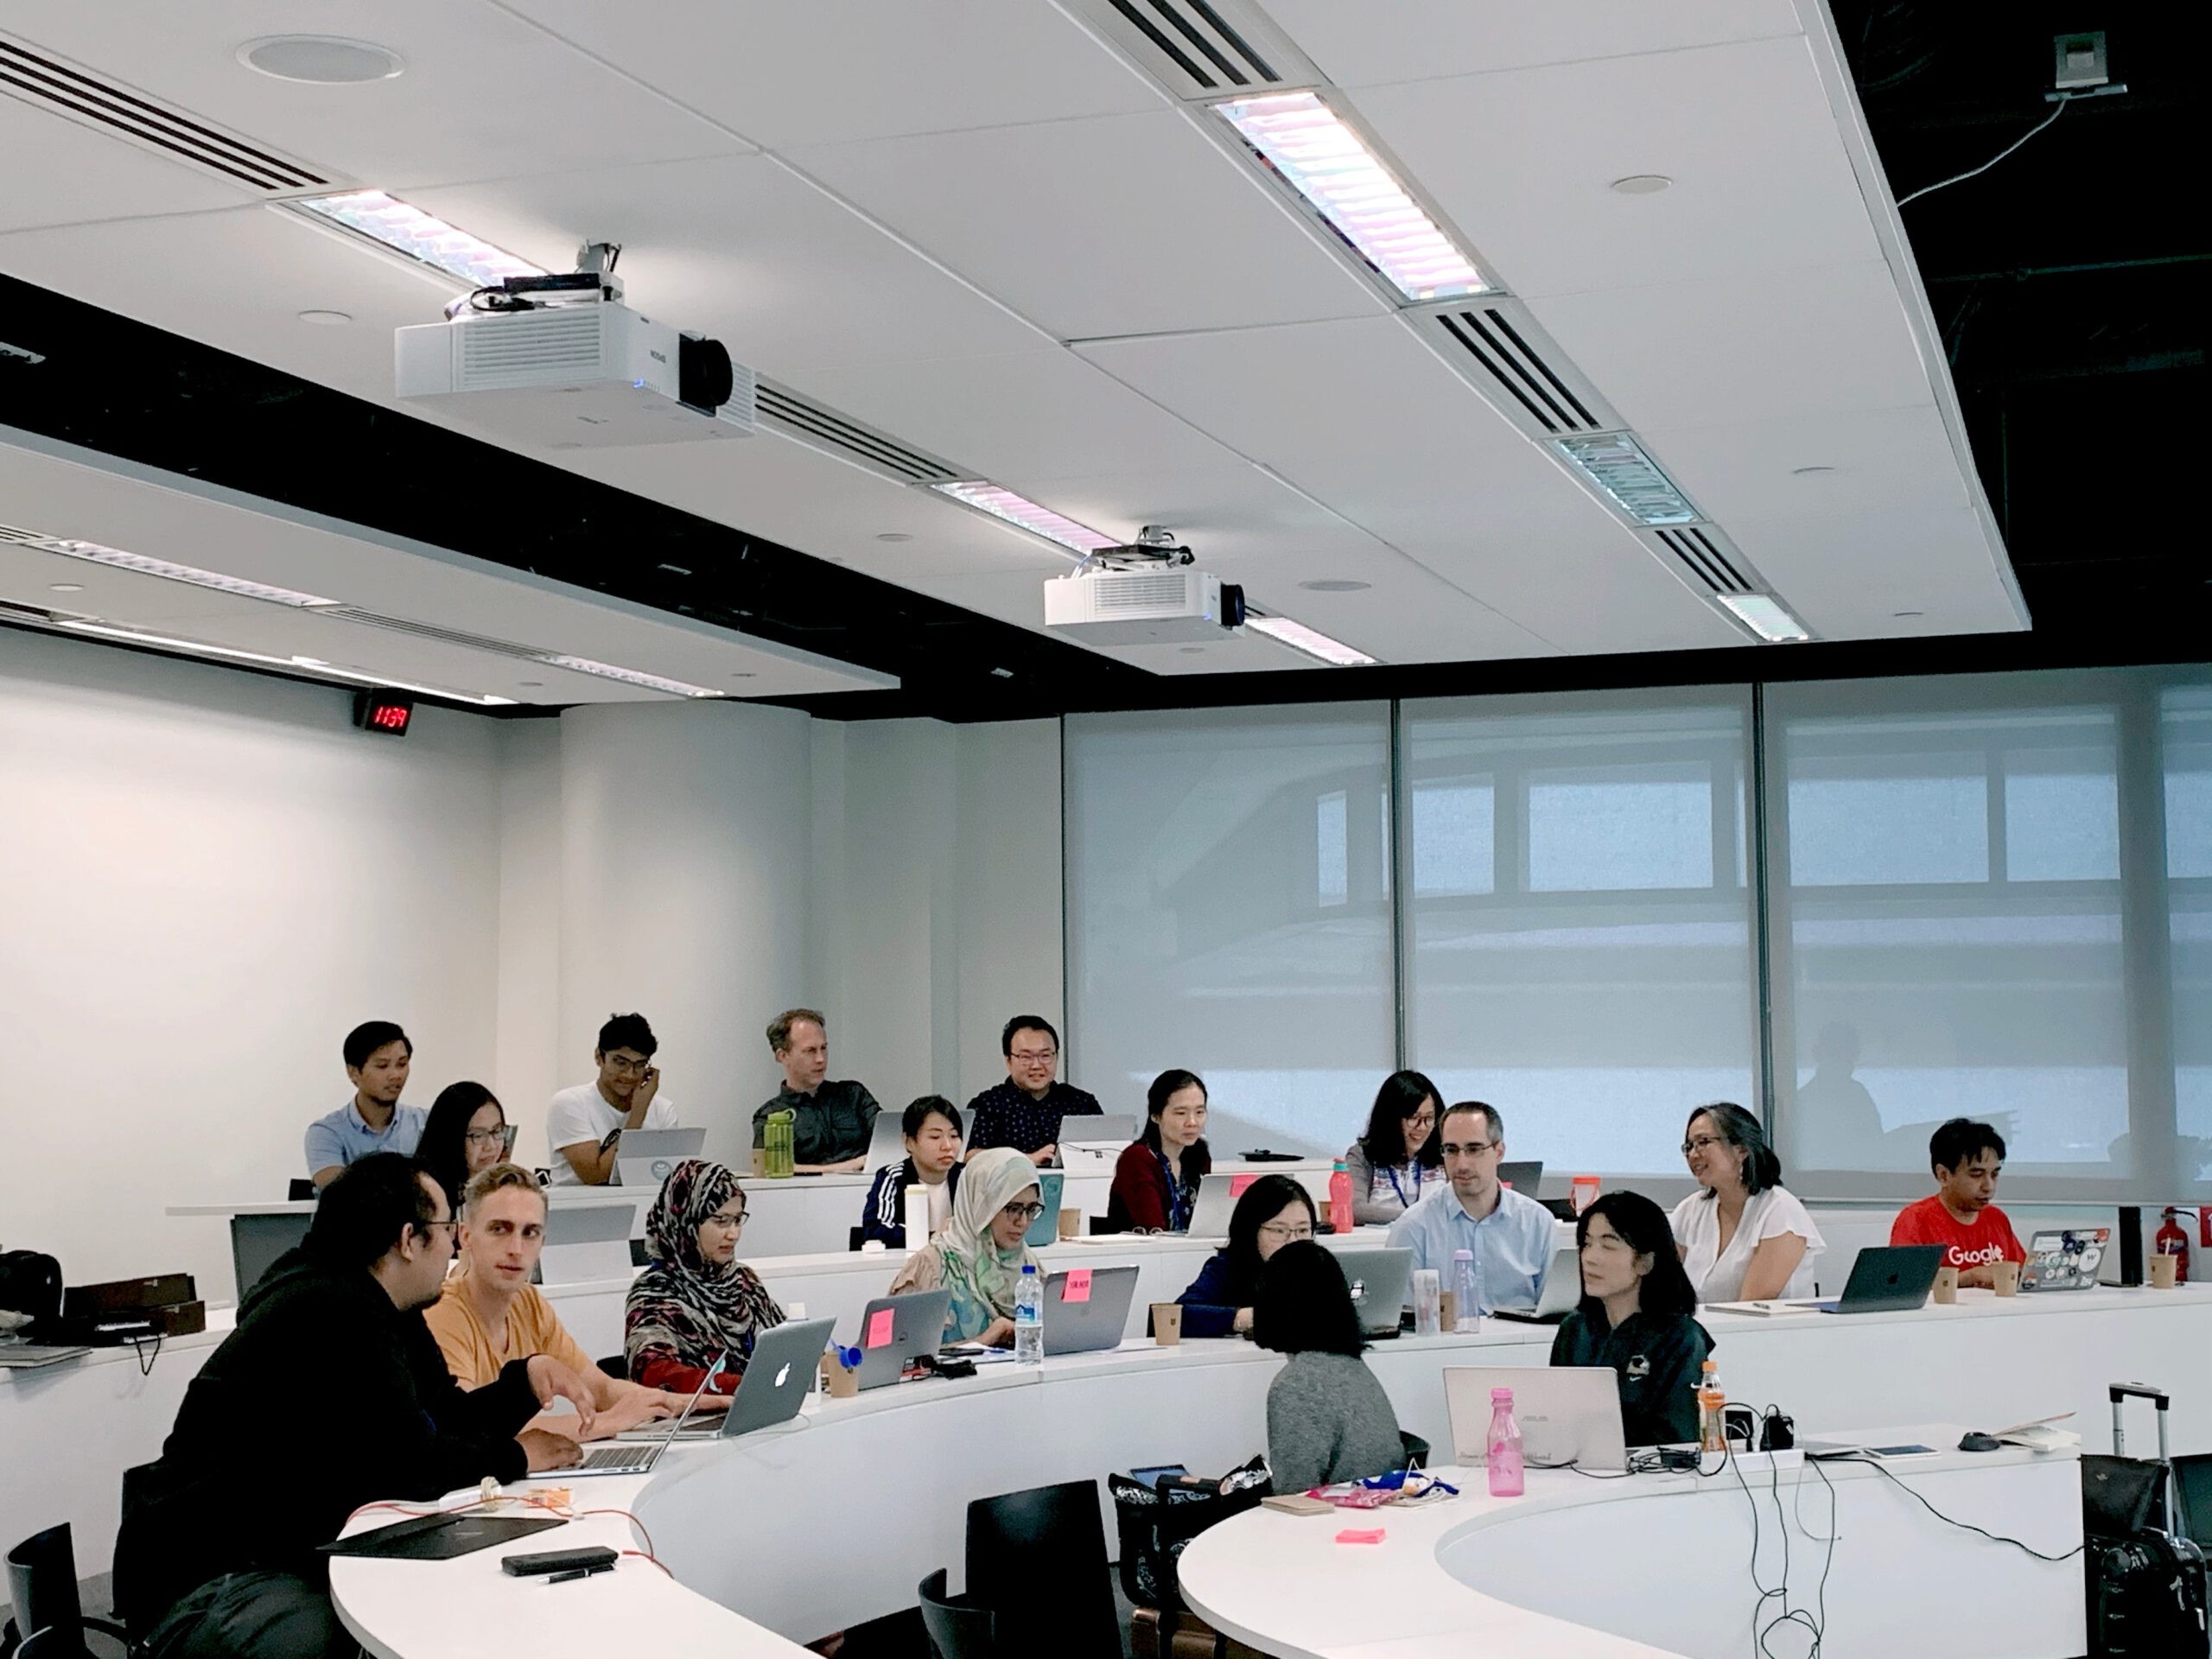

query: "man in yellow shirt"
left=425, top=1161, right=725, bottom=1439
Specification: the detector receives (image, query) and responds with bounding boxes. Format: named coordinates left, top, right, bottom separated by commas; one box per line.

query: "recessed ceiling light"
left=1244, top=613, right=1379, bottom=667
left=289, top=190, right=543, bottom=288
left=1298, top=579, right=1371, bottom=594
left=930, top=481, right=1116, bottom=557
left=1, top=524, right=341, bottom=607
left=48, top=582, right=83, bottom=593
left=1717, top=593, right=1813, bottom=644
left=1179, top=646, right=1206, bottom=654
left=1215, top=91, right=1489, bottom=304
left=874, top=532, right=913, bottom=543
left=1553, top=433, right=1699, bottom=525
left=1790, top=465, right=1838, bottom=477
left=1610, top=175, right=1673, bottom=195
left=1892, top=610, right=1924, bottom=619
left=729, top=671, right=757, bottom=679
left=518, top=680, right=545, bottom=688
left=239, top=36, right=404, bottom=83
left=537, top=655, right=722, bottom=698
left=296, top=309, right=353, bottom=327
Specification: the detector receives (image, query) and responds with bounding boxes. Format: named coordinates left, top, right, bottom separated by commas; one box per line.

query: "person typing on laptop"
left=888, top=1147, right=1044, bottom=1344
left=859, top=1096, right=966, bottom=1247
left=963, top=1014, right=1102, bottom=1167
left=115, top=1155, right=596, bottom=1659
left=1383, top=1101, right=1553, bottom=1313
left=751, top=1007, right=880, bottom=1175
left=1550, top=1191, right=1713, bottom=1446
left=546, top=1012, right=678, bottom=1186
left=1889, top=1117, right=2025, bottom=1289
left=426, top=1162, right=718, bottom=1440
left=625, top=1160, right=784, bottom=1395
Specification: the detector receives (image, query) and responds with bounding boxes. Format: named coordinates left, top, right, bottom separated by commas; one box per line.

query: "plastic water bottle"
left=1697, top=1358, right=1726, bottom=1452
left=1485, top=1387, right=1525, bottom=1497
left=1451, top=1249, right=1480, bottom=1332
left=1014, top=1263, right=1044, bottom=1365
left=1329, top=1160, right=1353, bottom=1234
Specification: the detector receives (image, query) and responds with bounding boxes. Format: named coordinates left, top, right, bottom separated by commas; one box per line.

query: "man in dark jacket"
left=116, top=1154, right=598, bottom=1657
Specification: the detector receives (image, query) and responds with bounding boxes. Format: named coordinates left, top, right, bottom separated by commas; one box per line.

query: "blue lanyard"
left=1383, top=1164, right=1423, bottom=1210
left=1156, top=1147, right=1194, bottom=1230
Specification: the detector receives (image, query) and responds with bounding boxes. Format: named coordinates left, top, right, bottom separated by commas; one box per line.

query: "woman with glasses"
left=1669, top=1103, right=1825, bottom=1303
left=1105, top=1069, right=1213, bottom=1233
left=1343, top=1071, right=1444, bottom=1225
left=415, top=1081, right=514, bottom=1214
left=1551, top=1191, right=1713, bottom=1446
left=1173, top=1174, right=1319, bottom=1338
left=887, top=1147, right=1044, bottom=1345
left=624, top=1159, right=783, bottom=1395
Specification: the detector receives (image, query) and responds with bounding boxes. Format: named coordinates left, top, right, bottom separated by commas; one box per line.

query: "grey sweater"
left=1266, top=1351, right=1405, bottom=1492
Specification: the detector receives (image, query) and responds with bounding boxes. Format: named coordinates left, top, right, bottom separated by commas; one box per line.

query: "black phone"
left=501, top=1546, right=619, bottom=1578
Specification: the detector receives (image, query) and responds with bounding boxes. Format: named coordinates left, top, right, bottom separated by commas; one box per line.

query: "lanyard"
left=1383, top=1163, right=1424, bottom=1210
left=1156, top=1147, right=1195, bottom=1230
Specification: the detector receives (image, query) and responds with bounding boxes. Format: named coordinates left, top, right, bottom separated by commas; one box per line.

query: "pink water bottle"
left=1329, top=1160, right=1353, bottom=1234
left=1486, top=1387, right=1525, bottom=1497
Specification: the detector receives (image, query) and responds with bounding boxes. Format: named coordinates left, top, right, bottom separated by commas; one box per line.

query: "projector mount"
left=1068, top=525, right=1195, bottom=577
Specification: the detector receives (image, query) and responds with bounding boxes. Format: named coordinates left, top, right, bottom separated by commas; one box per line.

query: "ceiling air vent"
left=1643, top=524, right=1761, bottom=597
left=754, top=380, right=961, bottom=485
left=0, top=34, right=333, bottom=193
left=1413, top=298, right=1621, bottom=441
left=1067, top=0, right=1317, bottom=100
left=317, top=608, right=541, bottom=661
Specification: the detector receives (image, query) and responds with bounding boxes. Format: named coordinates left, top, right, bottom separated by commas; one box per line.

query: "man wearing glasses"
left=546, top=1011, right=678, bottom=1185
left=963, top=1014, right=1102, bottom=1167
left=1384, top=1101, right=1553, bottom=1314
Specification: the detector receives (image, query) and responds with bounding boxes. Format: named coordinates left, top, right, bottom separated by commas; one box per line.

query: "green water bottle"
left=762, top=1109, right=796, bottom=1179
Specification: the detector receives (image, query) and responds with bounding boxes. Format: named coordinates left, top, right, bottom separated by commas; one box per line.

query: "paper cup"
left=1058, top=1207, right=1083, bottom=1240
left=819, top=1355, right=860, bottom=1398
left=1931, top=1266, right=1960, bottom=1304
left=1151, top=1303, right=1183, bottom=1345
left=1990, top=1260, right=2022, bottom=1297
left=1570, top=1175, right=1601, bottom=1216
left=2151, top=1254, right=2179, bottom=1289
left=1437, top=1290, right=1457, bottom=1333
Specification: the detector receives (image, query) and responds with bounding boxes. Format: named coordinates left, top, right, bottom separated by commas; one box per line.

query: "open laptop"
left=613, top=1127, right=707, bottom=1189
left=534, top=1199, right=637, bottom=1287
left=2021, top=1228, right=2108, bottom=1292
left=231, top=1211, right=312, bottom=1301
left=1497, top=1160, right=1544, bottom=1199
left=1024, top=1169, right=1066, bottom=1248
left=853, top=1288, right=954, bottom=1389
left=1186, top=1173, right=1243, bottom=1237
left=562, top=1360, right=721, bottom=1477
left=1808, top=1244, right=1944, bottom=1314
left=1491, top=1247, right=1584, bottom=1324
left=717, top=1318, right=833, bottom=1438
left=1334, top=1247, right=1414, bottom=1338
left=1446, top=1365, right=1626, bottom=1472
left=867, top=1112, right=910, bottom=1166
left=1059, top=1114, right=1139, bottom=1156
left=1040, top=1265, right=1139, bottom=1355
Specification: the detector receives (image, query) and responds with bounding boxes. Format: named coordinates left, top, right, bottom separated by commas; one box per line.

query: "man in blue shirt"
left=1385, top=1101, right=1553, bottom=1313
left=304, top=1020, right=426, bottom=1186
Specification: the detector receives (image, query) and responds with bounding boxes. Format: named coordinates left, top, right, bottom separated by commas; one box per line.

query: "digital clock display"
left=353, top=690, right=415, bottom=736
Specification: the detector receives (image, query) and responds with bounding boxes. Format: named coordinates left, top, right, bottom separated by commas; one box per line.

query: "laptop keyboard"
left=579, top=1445, right=650, bottom=1471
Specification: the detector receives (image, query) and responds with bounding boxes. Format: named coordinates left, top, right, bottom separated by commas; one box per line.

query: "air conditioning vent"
left=0, top=35, right=333, bottom=193
left=1066, top=0, right=1317, bottom=100
left=1643, top=524, right=1760, bottom=597
left=0, top=595, right=68, bottom=626
left=319, top=608, right=540, bottom=660
left=755, top=380, right=961, bottom=484
left=1414, top=299, right=1619, bottom=440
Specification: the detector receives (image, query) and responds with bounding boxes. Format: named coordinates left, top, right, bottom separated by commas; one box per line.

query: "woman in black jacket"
left=1549, top=1189, right=1713, bottom=1446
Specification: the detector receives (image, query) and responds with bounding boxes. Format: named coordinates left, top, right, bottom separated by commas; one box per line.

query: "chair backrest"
left=287, top=1179, right=317, bottom=1202
left=849, top=1225, right=867, bottom=1252
left=964, top=1480, right=1120, bottom=1659
left=5, top=1525, right=82, bottom=1651
left=918, top=1567, right=995, bottom=1659
left=113, top=1461, right=163, bottom=1637
left=18, top=1626, right=71, bottom=1659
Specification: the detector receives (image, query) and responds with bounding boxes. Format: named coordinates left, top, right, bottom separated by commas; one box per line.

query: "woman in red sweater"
left=1107, top=1069, right=1212, bottom=1232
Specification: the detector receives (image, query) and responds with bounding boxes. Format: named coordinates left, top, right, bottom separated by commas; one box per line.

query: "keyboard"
left=577, top=1445, right=653, bottom=1472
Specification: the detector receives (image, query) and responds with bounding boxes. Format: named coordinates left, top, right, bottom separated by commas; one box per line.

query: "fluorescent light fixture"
left=54, top=620, right=517, bottom=703
left=1215, top=91, right=1487, bottom=303
left=1717, top=593, right=1813, bottom=644
left=0, top=525, right=340, bottom=607
left=929, top=481, right=1118, bottom=556
left=536, top=655, right=723, bottom=698
left=291, top=189, right=543, bottom=287
left=1244, top=613, right=1378, bottom=667
left=1553, top=433, right=1700, bottom=526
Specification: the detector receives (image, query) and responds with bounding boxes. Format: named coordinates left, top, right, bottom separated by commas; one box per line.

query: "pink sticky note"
left=866, top=1307, right=896, bottom=1349
left=1063, top=1268, right=1093, bottom=1304
left=1335, top=1529, right=1386, bottom=1545
left=1230, top=1173, right=1258, bottom=1198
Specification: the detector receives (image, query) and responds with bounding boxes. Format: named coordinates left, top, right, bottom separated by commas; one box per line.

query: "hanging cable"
left=1897, top=96, right=2073, bottom=207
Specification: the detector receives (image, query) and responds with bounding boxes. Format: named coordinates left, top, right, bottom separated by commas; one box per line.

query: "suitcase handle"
left=2111, top=1383, right=2171, bottom=1410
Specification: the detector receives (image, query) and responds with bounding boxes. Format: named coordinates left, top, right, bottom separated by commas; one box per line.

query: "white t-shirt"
left=544, top=1082, right=678, bottom=1185
left=1670, top=1185, right=1825, bottom=1302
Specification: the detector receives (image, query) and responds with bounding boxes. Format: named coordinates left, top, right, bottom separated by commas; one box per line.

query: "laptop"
left=231, top=1211, right=312, bottom=1301
left=867, top=1112, right=911, bottom=1167
left=853, top=1289, right=954, bottom=1389
left=2021, top=1228, right=2108, bottom=1292
left=1060, top=1114, right=1139, bottom=1153
left=1808, top=1244, right=1945, bottom=1314
left=1497, top=1160, right=1544, bottom=1199
left=1334, top=1247, right=1414, bottom=1338
left=1491, top=1247, right=1584, bottom=1324
left=1186, top=1173, right=1243, bottom=1237
left=321, top=1511, right=567, bottom=1560
left=560, top=1360, right=722, bottom=1477
left=613, top=1127, right=707, bottom=1188
left=1041, top=1265, right=1139, bottom=1355
left=717, top=1318, right=833, bottom=1438
left=1446, top=1365, right=1626, bottom=1472
left=534, top=1199, right=637, bottom=1287
left=1024, top=1169, right=1066, bottom=1248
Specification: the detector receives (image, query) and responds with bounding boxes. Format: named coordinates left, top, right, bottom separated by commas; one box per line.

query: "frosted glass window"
left=1789, top=763, right=1988, bottom=887
left=2005, top=762, right=2120, bottom=881
left=1317, top=791, right=1348, bottom=906
left=1412, top=782, right=1494, bottom=896
left=1529, top=769, right=1713, bottom=892
left=2166, top=688, right=2212, bottom=1172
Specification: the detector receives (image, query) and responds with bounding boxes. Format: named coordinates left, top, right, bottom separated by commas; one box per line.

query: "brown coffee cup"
left=820, top=1354, right=860, bottom=1398
left=1151, top=1303, right=1183, bottom=1345
left=1931, top=1266, right=1960, bottom=1304
left=1990, top=1259, right=2022, bottom=1297
left=1438, top=1290, right=1457, bottom=1332
left=2151, top=1254, right=2179, bottom=1289
left=1058, top=1207, right=1083, bottom=1241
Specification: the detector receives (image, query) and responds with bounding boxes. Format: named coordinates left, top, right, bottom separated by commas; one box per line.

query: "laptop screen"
left=2174, top=1455, right=2212, bottom=1548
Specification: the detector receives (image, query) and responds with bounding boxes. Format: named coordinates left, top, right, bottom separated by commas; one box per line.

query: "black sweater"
left=115, top=1247, right=540, bottom=1631
left=1548, top=1307, right=1715, bottom=1447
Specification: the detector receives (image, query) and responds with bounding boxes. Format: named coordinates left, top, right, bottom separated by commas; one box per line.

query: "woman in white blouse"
left=1669, top=1103, right=1824, bottom=1302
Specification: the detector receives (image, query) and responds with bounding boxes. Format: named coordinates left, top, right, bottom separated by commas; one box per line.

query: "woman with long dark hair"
left=1173, top=1174, right=1319, bottom=1338
left=1343, top=1070, right=1442, bottom=1224
left=1669, top=1103, right=1824, bottom=1302
left=1551, top=1190, right=1713, bottom=1446
left=1106, top=1069, right=1213, bottom=1232
left=1255, top=1242, right=1404, bottom=1490
left=415, top=1081, right=512, bottom=1213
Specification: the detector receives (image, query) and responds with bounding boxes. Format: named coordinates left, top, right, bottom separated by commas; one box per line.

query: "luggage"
left=1109, top=1458, right=1271, bottom=1615
left=2086, top=1382, right=2209, bottom=1657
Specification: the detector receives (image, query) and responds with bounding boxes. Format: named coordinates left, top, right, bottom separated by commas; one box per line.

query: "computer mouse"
left=1958, top=1432, right=2003, bottom=1452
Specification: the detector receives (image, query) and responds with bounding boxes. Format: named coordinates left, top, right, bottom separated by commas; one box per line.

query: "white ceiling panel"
left=1715, top=501, right=2024, bottom=639
left=1640, top=404, right=1974, bottom=531
left=0, top=95, right=245, bottom=232
left=1527, top=260, right=1934, bottom=434
left=508, top=0, right=1165, bottom=149
left=1260, top=0, right=1802, bottom=86
left=0, top=1, right=741, bottom=194
left=1351, top=35, right=1879, bottom=299
left=785, top=111, right=1386, bottom=340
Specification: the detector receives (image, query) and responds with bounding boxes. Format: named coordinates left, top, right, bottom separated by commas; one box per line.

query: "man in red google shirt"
left=1890, top=1117, right=2024, bottom=1288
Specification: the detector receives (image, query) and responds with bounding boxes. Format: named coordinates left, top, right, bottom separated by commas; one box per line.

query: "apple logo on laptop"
left=773, top=1362, right=791, bottom=1387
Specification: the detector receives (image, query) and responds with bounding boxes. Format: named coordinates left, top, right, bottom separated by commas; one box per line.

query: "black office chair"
left=286, top=1179, right=316, bottom=1202
left=917, top=1568, right=996, bottom=1659
left=111, top=1462, right=162, bottom=1638
left=18, top=1628, right=69, bottom=1659
left=849, top=1225, right=867, bottom=1252
left=963, top=1481, right=1120, bottom=1659
left=1400, top=1429, right=1431, bottom=1470
left=4, top=1525, right=128, bottom=1657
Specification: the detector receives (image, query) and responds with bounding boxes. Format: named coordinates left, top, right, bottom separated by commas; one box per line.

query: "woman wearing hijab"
left=624, top=1158, right=785, bottom=1395
left=887, top=1146, right=1043, bottom=1344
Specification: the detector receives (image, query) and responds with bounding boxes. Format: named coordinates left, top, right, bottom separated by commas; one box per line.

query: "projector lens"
left=678, top=335, right=734, bottom=413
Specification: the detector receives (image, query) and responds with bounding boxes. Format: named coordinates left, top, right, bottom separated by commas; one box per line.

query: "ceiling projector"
left=394, top=244, right=754, bottom=450
left=1043, top=565, right=1247, bottom=645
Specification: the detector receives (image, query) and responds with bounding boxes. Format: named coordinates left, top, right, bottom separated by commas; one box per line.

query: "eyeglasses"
left=1008, top=1050, right=1058, bottom=1066
left=1257, top=1223, right=1314, bottom=1243
left=1000, top=1202, right=1047, bottom=1223
left=1681, top=1134, right=1731, bottom=1157
left=604, top=1054, right=652, bottom=1076
left=462, top=1127, right=510, bottom=1147
left=702, top=1209, right=748, bottom=1230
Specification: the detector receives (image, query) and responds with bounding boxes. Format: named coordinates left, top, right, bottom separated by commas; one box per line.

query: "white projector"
left=395, top=302, right=754, bottom=450
left=1042, top=569, right=1243, bottom=645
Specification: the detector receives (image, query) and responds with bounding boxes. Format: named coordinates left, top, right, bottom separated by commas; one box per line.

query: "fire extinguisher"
left=2156, top=1208, right=2190, bottom=1284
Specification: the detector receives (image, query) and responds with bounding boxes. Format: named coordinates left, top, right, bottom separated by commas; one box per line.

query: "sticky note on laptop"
left=1230, top=1173, right=1258, bottom=1197
left=866, top=1307, right=896, bottom=1348
left=1064, top=1268, right=1092, bottom=1303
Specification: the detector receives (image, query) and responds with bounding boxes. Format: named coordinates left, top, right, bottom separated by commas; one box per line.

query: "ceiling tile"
left=0, top=96, right=245, bottom=231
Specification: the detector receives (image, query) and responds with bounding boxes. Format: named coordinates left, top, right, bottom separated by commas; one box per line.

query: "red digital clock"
left=352, top=690, right=415, bottom=736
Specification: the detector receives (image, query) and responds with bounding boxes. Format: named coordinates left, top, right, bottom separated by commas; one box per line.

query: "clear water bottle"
left=1014, top=1262, right=1044, bottom=1365
left=1486, top=1387, right=1525, bottom=1497
left=1452, top=1248, right=1480, bottom=1332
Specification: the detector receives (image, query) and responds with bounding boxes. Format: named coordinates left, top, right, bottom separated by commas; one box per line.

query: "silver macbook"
left=1334, top=1246, right=1414, bottom=1338
left=1446, top=1365, right=1626, bottom=1472
left=534, top=1199, right=638, bottom=1287
left=613, top=1127, right=706, bottom=1188
left=1497, top=1160, right=1544, bottom=1199
left=561, top=1361, right=720, bottom=1477
left=1186, top=1173, right=1242, bottom=1237
left=868, top=1112, right=911, bottom=1166
left=1059, top=1113, right=1138, bottom=1149
left=1491, top=1247, right=1584, bottom=1324
left=1042, top=1265, right=1139, bottom=1355
left=717, top=1318, right=833, bottom=1438
left=853, top=1289, right=954, bottom=1389
left=2022, top=1228, right=2107, bottom=1291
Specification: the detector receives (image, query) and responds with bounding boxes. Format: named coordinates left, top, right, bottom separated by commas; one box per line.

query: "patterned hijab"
left=934, top=1147, right=1044, bottom=1336
left=626, top=1159, right=783, bottom=1379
